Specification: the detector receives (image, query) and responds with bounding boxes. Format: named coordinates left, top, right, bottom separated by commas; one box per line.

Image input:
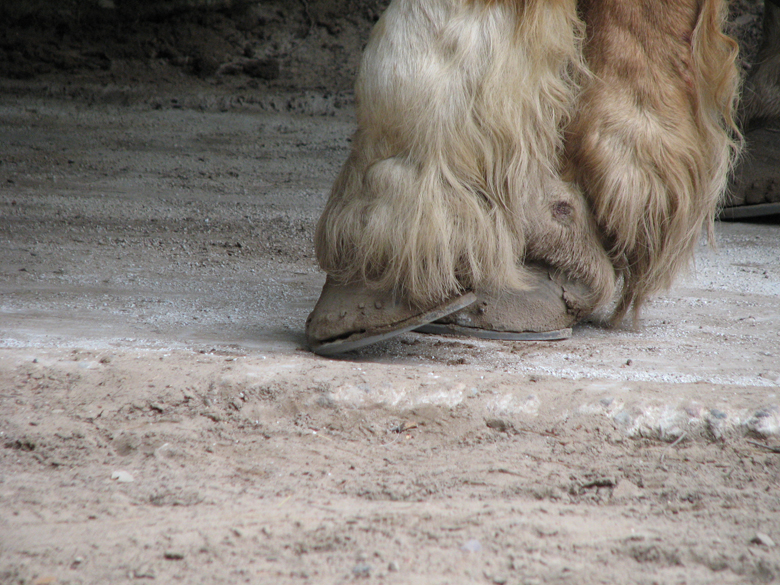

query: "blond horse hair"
left=316, top=0, right=615, bottom=308
left=316, top=0, right=739, bottom=323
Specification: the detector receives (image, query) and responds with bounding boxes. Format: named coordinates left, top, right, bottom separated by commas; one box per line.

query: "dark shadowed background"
left=0, top=0, right=765, bottom=97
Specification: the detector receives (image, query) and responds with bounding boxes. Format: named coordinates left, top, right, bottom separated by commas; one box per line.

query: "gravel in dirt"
left=1, top=2, right=780, bottom=584
left=1, top=85, right=779, bottom=585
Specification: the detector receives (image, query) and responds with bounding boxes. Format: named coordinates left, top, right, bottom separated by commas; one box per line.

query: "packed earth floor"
left=1, top=83, right=779, bottom=585
left=2, top=3, right=780, bottom=584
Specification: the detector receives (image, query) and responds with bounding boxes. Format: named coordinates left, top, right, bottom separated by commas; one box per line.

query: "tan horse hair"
left=315, top=0, right=740, bottom=324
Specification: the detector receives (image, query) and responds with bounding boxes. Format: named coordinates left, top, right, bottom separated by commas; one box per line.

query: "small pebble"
left=133, top=565, right=156, bottom=579
left=684, top=403, right=703, bottom=418
left=611, top=479, right=642, bottom=501
left=751, top=532, right=776, bottom=548
left=388, top=561, right=400, bottom=572
left=352, top=563, right=371, bottom=577
left=486, top=419, right=512, bottom=433
left=460, top=539, right=482, bottom=553
left=759, top=371, right=780, bottom=383
left=111, top=470, right=134, bottom=483
left=164, top=550, right=185, bottom=560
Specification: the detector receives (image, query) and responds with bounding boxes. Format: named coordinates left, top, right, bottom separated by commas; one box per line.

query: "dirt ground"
left=2, top=3, right=780, bottom=585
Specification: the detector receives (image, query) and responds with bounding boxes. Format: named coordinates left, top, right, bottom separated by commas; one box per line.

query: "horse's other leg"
left=567, top=0, right=741, bottom=324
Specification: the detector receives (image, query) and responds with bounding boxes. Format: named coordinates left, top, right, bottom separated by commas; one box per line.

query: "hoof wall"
left=306, top=278, right=477, bottom=356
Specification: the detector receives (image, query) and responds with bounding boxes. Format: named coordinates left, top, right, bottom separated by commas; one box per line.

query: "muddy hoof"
left=415, top=263, right=595, bottom=341
left=305, top=277, right=477, bottom=356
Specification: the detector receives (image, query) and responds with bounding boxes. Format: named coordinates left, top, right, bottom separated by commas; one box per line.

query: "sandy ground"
left=2, top=84, right=780, bottom=585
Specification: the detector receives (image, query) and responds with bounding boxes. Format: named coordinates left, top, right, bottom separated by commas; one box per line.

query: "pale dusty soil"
left=1, top=86, right=780, bottom=585
left=1, top=4, right=780, bottom=582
